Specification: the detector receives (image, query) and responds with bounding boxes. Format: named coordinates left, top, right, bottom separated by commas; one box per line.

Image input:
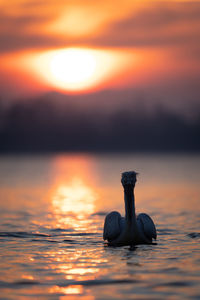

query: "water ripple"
left=187, top=232, right=200, bottom=239
left=0, top=231, right=50, bottom=238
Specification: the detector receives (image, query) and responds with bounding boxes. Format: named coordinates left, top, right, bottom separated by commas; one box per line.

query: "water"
left=0, top=153, right=200, bottom=299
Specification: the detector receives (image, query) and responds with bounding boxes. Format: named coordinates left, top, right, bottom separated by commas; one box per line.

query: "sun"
left=24, top=47, right=132, bottom=92
left=49, top=48, right=96, bottom=90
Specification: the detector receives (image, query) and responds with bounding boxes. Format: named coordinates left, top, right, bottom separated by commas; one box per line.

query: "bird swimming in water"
left=103, top=171, right=157, bottom=246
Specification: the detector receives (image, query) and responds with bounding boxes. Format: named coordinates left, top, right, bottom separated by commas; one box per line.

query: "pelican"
left=103, top=171, right=157, bottom=246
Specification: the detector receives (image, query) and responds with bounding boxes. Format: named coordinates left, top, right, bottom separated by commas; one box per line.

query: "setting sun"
left=19, top=47, right=132, bottom=92
left=49, top=48, right=96, bottom=90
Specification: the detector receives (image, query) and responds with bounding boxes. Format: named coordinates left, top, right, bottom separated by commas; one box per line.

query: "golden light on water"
left=52, top=178, right=96, bottom=216
left=49, top=284, right=95, bottom=299
left=69, top=268, right=99, bottom=275
left=50, top=285, right=83, bottom=295
left=48, top=155, right=99, bottom=229
left=0, top=154, right=200, bottom=299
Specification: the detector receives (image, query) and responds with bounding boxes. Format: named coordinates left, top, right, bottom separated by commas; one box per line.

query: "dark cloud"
left=87, top=2, right=200, bottom=49
left=1, top=1, right=200, bottom=53
left=114, top=2, right=200, bottom=29
left=0, top=92, right=199, bottom=153
left=0, top=12, right=52, bottom=28
left=0, top=32, right=70, bottom=53
left=0, top=13, right=55, bottom=53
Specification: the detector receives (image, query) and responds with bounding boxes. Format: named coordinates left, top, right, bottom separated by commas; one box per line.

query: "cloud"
left=0, top=1, right=200, bottom=52
left=87, top=2, right=200, bottom=49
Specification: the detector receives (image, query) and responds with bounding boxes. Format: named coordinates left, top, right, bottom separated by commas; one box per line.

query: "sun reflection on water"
left=50, top=285, right=83, bottom=295
left=50, top=285, right=95, bottom=300
left=52, top=178, right=95, bottom=216
left=51, top=178, right=97, bottom=230
left=1, top=154, right=200, bottom=299
left=48, top=155, right=99, bottom=230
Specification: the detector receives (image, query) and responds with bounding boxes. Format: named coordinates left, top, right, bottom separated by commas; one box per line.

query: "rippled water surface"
left=0, top=154, right=200, bottom=299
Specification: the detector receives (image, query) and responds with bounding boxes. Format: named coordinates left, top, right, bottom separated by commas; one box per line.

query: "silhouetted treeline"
left=0, top=95, right=200, bottom=153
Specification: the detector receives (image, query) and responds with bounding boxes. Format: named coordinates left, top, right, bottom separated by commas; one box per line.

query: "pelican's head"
left=121, top=171, right=138, bottom=188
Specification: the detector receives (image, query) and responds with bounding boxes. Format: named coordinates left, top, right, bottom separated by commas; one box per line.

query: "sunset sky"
left=0, top=0, right=200, bottom=152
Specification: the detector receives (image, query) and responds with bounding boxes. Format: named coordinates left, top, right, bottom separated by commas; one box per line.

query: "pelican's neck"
left=124, top=185, right=136, bottom=225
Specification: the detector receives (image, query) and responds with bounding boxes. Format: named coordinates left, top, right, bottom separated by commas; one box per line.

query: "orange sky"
left=0, top=0, right=200, bottom=98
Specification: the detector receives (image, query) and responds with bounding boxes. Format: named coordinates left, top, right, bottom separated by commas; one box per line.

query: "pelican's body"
left=103, top=171, right=157, bottom=246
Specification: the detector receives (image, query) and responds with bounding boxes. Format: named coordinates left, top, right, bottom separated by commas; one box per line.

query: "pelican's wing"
left=103, top=211, right=122, bottom=242
left=137, top=213, right=157, bottom=240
